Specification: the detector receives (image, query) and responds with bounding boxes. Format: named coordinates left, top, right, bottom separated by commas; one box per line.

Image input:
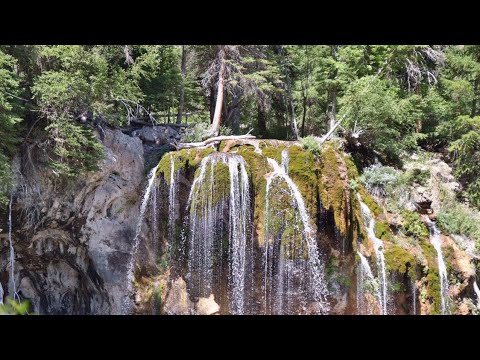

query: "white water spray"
left=428, top=222, right=449, bottom=314
left=474, top=281, right=480, bottom=308
left=122, top=164, right=159, bottom=314
left=357, top=251, right=379, bottom=314
left=357, top=194, right=388, bottom=315
left=186, top=153, right=252, bottom=314
left=263, top=157, right=329, bottom=314
left=168, top=154, right=177, bottom=246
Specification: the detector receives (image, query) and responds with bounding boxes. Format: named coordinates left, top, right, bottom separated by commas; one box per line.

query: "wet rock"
left=164, top=277, right=193, bottom=315
left=196, top=294, right=220, bottom=315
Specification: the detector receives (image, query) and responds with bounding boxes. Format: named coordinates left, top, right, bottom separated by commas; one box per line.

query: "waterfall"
left=263, top=157, right=329, bottom=314
left=151, top=176, right=158, bottom=256
left=474, top=281, right=480, bottom=308
left=0, top=282, right=3, bottom=305
left=123, top=164, right=159, bottom=314
left=186, top=153, right=252, bottom=314
left=7, top=194, right=20, bottom=303
left=281, top=148, right=289, bottom=174
left=168, top=154, right=177, bottom=247
left=357, top=194, right=388, bottom=315
left=428, top=222, right=449, bottom=314
left=412, top=279, right=417, bottom=315
left=357, top=251, right=379, bottom=314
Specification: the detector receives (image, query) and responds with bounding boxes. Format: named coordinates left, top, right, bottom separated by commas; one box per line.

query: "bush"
left=359, top=164, right=400, bottom=197
left=300, top=136, right=321, bottom=155
left=0, top=298, right=30, bottom=315
left=183, top=122, right=213, bottom=142
left=401, top=210, right=429, bottom=240
left=437, top=200, right=480, bottom=248
left=404, top=167, right=431, bottom=186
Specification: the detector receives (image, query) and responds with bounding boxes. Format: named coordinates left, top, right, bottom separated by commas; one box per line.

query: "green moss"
left=385, top=245, right=417, bottom=277
left=262, top=145, right=286, bottom=164
left=374, top=220, right=392, bottom=242
left=287, top=145, right=320, bottom=220
left=401, top=210, right=429, bottom=240
left=358, top=186, right=382, bottom=217
left=420, top=240, right=443, bottom=314
left=318, top=145, right=350, bottom=237
left=344, top=153, right=360, bottom=179
left=157, top=148, right=215, bottom=185
left=238, top=147, right=268, bottom=246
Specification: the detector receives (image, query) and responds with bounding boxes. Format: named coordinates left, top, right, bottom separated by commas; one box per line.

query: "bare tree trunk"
left=176, top=45, right=187, bottom=124
left=286, top=82, right=298, bottom=139
left=301, top=96, right=307, bottom=137
left=211, top=46, right=226, bottom=135
left=209, top=86, right=215, bottom=124
left=327, top=88, right=337, bottom=131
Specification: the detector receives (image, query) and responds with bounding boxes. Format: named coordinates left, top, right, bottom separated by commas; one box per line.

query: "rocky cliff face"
left=1, top=128, right=478, bottom=315
left=0, top=125, right=181, bottom=314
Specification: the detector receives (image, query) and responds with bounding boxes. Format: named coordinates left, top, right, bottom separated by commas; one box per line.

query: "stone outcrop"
left=0, top=128, right=147, bottom=314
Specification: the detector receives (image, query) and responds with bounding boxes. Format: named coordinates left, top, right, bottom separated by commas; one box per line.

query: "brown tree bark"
left=301, top=96, right=307, bottom=137
left=176, top=45, right=187, bottom=124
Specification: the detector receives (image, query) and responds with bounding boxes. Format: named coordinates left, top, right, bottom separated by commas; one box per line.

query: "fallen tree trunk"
left=175, top=134, right=256, bottom=150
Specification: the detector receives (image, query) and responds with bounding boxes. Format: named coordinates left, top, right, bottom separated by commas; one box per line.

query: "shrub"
left=183, top=122, right=213, bottom=142
left=437, top=200, right=480, bottom=249
left=0, top=298, right=30, bottom=315
left=401, top=210, right=429, bottom=240
left=300, top=136, right=321, bottom=155
left=359, top=164, right=400, bottom=197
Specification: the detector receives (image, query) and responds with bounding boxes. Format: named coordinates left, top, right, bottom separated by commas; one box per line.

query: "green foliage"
left=183, top=122, right=212, bottom=142
left=0, top=298, right=30, bottom=315
left=359, top=165, right=400, bottom=197
left=300, top=136, right=321, bottom=155
left=401, top=210, right=429, bottom=240
left=0, top=50, right=21, bottom=205
left=437, top=198, right=480, bottom=248
left=340, top=76, right=418, bottom=163
left=444, top=116, right=480, bottom=208
left=404, top=166, right=431, bottom=186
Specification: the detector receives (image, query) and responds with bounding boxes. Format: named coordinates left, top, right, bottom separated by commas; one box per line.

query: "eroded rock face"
left=0, top=128, right=146, bottom=314
left=132, top=126, right=181, bottom=145
left=164, top=277, right=193, bottom=315
left=196, top=294, right=220, bottom=315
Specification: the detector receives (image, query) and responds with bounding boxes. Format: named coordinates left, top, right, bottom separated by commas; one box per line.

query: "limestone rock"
left=1, top=128, right=146, bottom=314
left=132, top=126, right=181, bottom=145
left=196, top=294, right=220, bottom=315
left=164, top=277, right=193, bottom=315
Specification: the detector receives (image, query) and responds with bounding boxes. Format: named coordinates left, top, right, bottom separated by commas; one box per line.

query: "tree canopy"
left=1, top=45, right=480, bottom=210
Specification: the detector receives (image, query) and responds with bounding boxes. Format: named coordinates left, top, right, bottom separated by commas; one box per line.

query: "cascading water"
left=474, top=281, right=480, bottom=308
left=151, top=176, right=158, bottom=256
left=428, top=221, right=449, bottom=314
left=7, top=194, right=20, bottom=303
left=168, top=154, right=177, bottom=247
left=357, top=251, right=379, bottom=314
left=412, top=279, right=417, bottom=315
left=122, top=164, right=159, bottom=314
left=263, top=155, right=329, bottom=314
left=281, top=148, right=289, bottom=174
left=357, top=194, right=388, bottom=315
left=185, top=153, right=252, bottom=314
